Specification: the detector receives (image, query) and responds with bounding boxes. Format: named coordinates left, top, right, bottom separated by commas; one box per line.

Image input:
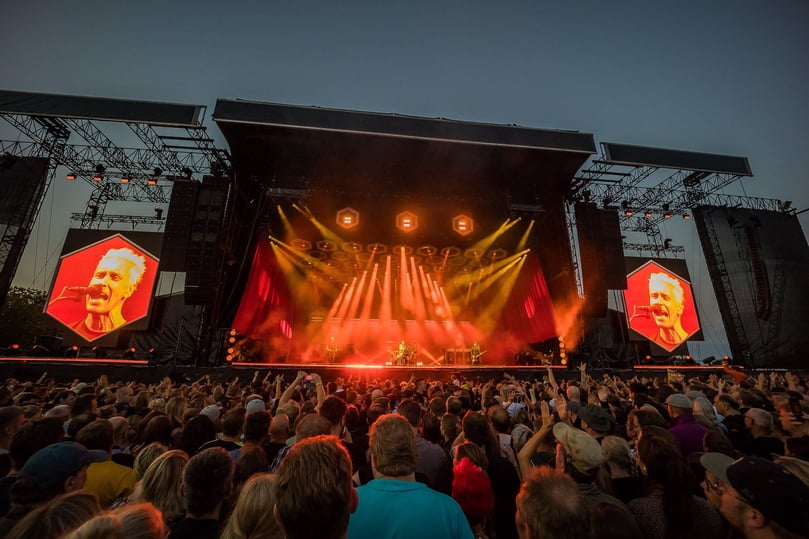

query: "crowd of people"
left=0, top=364, right=807, bottom=538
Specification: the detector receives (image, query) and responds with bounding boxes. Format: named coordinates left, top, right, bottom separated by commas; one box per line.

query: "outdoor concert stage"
left=0, top=356, right=733, bottom=386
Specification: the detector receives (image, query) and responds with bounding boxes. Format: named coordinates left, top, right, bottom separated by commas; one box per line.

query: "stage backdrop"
left=45, top=230, right=162, bottom=347
left=622, top=257, right=703, bottom=355
left=233, top=239, right=557, bottom=364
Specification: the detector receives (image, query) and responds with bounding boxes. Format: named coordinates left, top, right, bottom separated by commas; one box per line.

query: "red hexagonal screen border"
left=622, top=259, right=701, bottom=353
left=45, top=234, right=160, bottom=342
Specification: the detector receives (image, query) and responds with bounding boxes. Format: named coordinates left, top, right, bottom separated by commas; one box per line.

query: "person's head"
left=12, top=441, right=107, bottom=506
left=441, top=412, right=461, bottom=443
left=714, top=393, right=740, bottom=416
left=452, top=457, right=494, bottom=528
left=319, top=396, right=348, bottom=436
left=648, top=272, right=685, bottom=329
left=86, top=247, right=146, bottom=316
left=274, top=435, right=356, bottom=539
left=67, top=502, right=166, bottom=539
left=396, top=399, right=422, bottom=429
left=590, top=502, right=644, bottom=539
left=71, top=394, right=98, bottom=418
left=140, top=449, right=188, bottom=524
left=462, top=410, right=498, bottom=462
left=454, top=440, right=488, bottom=469
left=223, top=473, right=283, bottom=539
left=0, top=405, right=25, bottom=443
left=578, top=404, right=614, bottom=436
left=744, top=408, right=774, bottom=434
left=701, top=453, right=809, bottom=538
left=132, top=442, right=167, bottom=480
left=636, top=426, right=687, bottom=487
left=243, top=410, right=271, bottom=444
left=221, top=407, right=247, bottom=439
left=601, top=435, right=638, bottom=477
left=370, top=414, right=417, bottom=478
left=269, top=414, right=289, bottom=442
left=178, top=415, right=217, bottom=456
left=142, top=414, right=173, bottom=447
left=75, top=419, right=114, bottom=454
left=487, top=404, right=511, bottom=434
left=665, top=393, right=693, bottom=418
left=294, top=412, right=332, bottom=442
left=552, top=423, right=604, bottom=479
left=8, top=416, right=65, bottom=471
left=6, top=490, right=101, bottom=539
left=516, top=466, right=592, bottom=539
left=182, top=447, right=233, bottom=518
left=233, top=445, right=269, bottom=495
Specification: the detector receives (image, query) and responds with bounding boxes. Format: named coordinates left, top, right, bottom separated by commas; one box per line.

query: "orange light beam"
left=336, top=277, right=358, bottom=320
left=360, top=263, right=379, bottom=320
left=380, top=255, right=392, bottom=321
left=411, top=258, right=427, bottom=321
left=347, top=271, right=369, bottom=320
left=473, top=255, right=527, bottom=334
left=516, top=219, right=535, bottom=251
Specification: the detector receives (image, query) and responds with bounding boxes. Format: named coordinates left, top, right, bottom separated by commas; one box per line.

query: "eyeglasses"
left=703, top=478, right=723, bottom=494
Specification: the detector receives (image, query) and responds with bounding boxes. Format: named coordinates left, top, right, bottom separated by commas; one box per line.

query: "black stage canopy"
left=213, top=99, right=595, bottom=203
left=0, top=89, right=205, bottom=127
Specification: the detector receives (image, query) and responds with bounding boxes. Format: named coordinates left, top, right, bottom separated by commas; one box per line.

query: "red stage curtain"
left=232, top=242, right=294, bottom=341
left=498, top=253, right=558, bottom=343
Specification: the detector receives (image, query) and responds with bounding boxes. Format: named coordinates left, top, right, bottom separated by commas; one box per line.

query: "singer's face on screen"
left=86, top=256, right=137, bottom=314
left=648, top=277, right=683, bottom=329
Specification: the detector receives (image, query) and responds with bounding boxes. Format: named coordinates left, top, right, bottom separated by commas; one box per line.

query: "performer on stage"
left=397, top=340, right=408, bottom=365
left=470, top=342, right=485, bottom=365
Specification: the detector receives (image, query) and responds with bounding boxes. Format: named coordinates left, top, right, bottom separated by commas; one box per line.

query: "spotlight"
left=120, top=174, right=130, bottom=183
left=124, top=347, right=136, bottom=359
left=644, top=211, right=653, bottom=218
left=336, top=207, right=359, bottom=230
left=683, top=214, right=691, bottom=220
left=66, top=172, right=77, bottom=181
left=624, top=210, right=634, bottom=217
left=93, top=164, right=105, bottom=182
left=147, top=177, right=158, bottom=186
left=396, top=211, right=418, bottom=232
left=664, top=213, right=672, bottom=219
left=154, top=208, right=164, bottom=219
left=452, top=214, right=474, bottom=236
left=153, top=167, right=163, bottom=177
left=181, top=166, right=193, bottom=179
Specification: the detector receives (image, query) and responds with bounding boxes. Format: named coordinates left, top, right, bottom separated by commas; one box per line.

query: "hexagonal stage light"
left=336, top=207, right=359, bottom=230
left=396, top=211, right=418, bottom=232
left=453, top=214, right=474, bottom=236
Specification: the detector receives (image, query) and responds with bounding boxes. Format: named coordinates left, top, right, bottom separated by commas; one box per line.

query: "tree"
left=0, top=286, right=48, bottom=347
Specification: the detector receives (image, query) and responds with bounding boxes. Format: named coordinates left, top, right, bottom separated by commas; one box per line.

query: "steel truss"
left=1, top=110, right=231, bottom=230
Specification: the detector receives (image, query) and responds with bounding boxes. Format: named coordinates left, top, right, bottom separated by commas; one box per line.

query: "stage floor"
left=0, top=356, right=736, bottom=385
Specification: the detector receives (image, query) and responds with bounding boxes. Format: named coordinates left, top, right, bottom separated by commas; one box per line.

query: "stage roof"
left=213, top=99, right=596, bottom=202
left=0, top=89, right=205, bottom=127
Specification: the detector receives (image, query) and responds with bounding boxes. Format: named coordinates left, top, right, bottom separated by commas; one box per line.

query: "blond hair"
left=370, top=414, right=417, bottom=477
left=67, top=503, right=166, bottom=539
left=221, top=473, right=283, bottom=539
left=140, top=450, right=188, bottom=524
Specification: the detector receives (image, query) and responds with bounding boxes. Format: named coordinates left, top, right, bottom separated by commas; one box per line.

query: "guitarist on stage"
left=470, top=342, right=486, bottom=365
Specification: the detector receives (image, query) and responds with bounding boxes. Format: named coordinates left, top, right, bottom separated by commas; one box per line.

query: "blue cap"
left=19, top=442, right=107, bottom=489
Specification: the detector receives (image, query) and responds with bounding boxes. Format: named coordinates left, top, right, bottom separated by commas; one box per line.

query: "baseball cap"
left=552, top=422, right=604, bottom=473
left=246, top=399, right=266, bottom=414
left=701, top=453, right=809, bottom=536
left=19, top=442, right=107, bottom=489
left=578, top=404, right=614, bottom=433
left=665, top=393, right=692, bottom=409
left=200, top=404, right=221, bottom=422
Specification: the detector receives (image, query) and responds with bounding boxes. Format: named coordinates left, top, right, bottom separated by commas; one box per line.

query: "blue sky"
left=1, top=0, right=807, bottom=359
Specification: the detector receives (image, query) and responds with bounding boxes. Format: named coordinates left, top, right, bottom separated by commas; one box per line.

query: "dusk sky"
left=1, top=0, right=807, bottom=359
